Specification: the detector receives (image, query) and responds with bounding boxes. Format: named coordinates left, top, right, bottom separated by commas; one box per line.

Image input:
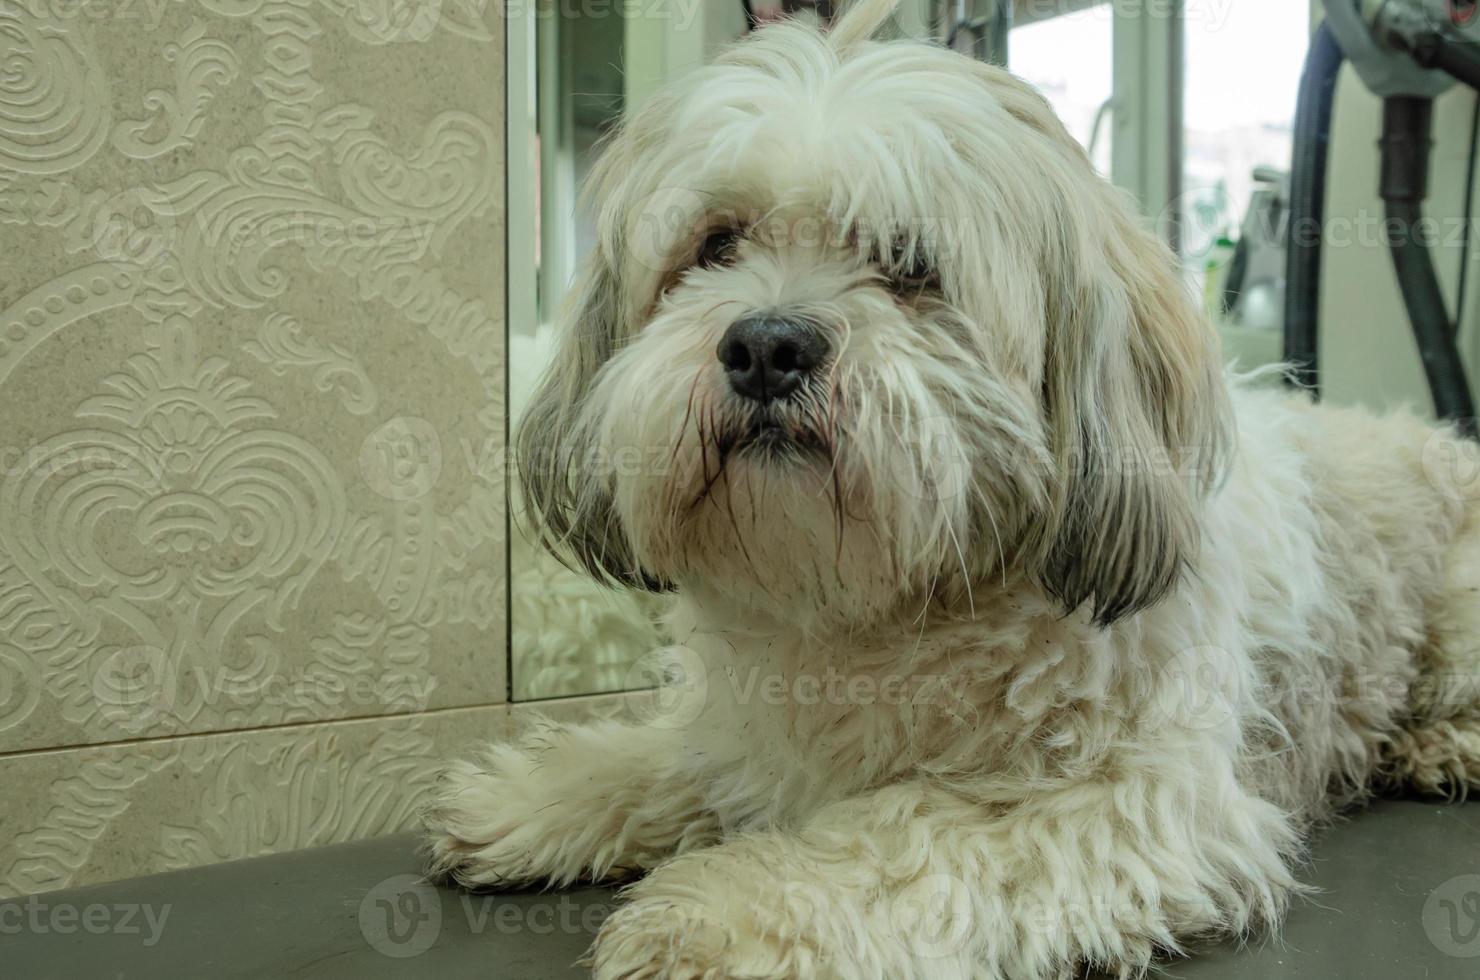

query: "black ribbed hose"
left=1380, top=96, right=1479, bottom=437
left=1284, top=23, right=1345, bottom=396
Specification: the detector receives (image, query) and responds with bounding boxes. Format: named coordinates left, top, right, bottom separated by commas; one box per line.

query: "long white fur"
left=426, top=2, right=1480, bottom=976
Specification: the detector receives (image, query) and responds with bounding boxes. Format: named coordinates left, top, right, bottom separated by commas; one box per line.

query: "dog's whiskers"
left=718, top=456, right=766, bottom=589
left=672, top=370, right=705, bottom=471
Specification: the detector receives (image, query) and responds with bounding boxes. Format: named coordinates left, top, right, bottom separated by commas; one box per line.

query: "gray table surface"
left=2, top=799, right=1478, bottom=979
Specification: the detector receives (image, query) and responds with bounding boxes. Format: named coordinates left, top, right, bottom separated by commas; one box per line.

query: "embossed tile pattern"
left=0, top=0, right=508, bottom=892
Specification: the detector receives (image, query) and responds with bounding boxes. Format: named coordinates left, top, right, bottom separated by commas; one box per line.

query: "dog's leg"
left=423, top=717, right=717, bottom=888
left=589, top=776, right=1302, bottom=980
left=1393, top=492, right=1480, bottom=797
left=1386, top=721, right=1480, bottom=796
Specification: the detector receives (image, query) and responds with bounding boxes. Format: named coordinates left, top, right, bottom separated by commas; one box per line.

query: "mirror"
left=507, top=2, right=752, bottom=700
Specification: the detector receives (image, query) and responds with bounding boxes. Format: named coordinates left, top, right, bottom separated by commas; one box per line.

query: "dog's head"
left=517, top=0, right=1230, bottom=629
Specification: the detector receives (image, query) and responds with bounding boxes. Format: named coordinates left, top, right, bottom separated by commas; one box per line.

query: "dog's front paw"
left=588, top=854, right=816, bottom=980
left=422, top=749, right=559, bottom=888
left=426, top=721, right=716, bottom=891
left=591, top=896, right=805, bottom=980
left=589, top=899, right=738, bottom=980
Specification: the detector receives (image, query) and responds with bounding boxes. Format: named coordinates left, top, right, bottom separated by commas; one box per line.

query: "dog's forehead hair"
left=602, top=26, right=1075, bottom=290
left=715, top=206, right=915, bottom=261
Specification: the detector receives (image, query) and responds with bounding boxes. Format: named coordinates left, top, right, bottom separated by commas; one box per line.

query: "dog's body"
left=428, top=3, right=1480, bottom=976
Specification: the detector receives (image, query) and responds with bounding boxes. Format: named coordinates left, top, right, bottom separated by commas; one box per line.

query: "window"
left=1011, top=3, right=1114, bottom=174
left=1182, top=0, right=1308, bottom=329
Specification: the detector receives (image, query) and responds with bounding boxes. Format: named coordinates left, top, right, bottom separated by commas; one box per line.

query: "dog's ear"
left=515, top=254, right=667, bottom=592
left=1029, top=181, right=1232, bottom=626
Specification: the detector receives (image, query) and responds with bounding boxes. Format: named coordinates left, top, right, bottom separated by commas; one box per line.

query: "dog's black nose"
left=716, top=315, right=828, bottom=404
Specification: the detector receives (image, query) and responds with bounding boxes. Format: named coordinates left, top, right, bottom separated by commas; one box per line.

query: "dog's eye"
left=889, top=250, right=938, bottom=291
left=868, top=236, right=938, bottom=292
left=697, top=229, right=740, bottom=268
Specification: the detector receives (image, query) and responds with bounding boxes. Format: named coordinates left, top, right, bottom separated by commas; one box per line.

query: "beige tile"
left=0, top=2, right=507, bottom=754
left=507, top=691, right=650, bottom=737
left=0, top=704, right=507, bottom=898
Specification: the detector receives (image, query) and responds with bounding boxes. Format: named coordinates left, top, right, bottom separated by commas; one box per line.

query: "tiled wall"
left=0, top=0, right=506, bottom=896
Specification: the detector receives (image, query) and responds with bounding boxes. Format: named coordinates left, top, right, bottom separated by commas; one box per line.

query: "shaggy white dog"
left=426, top=2, right=1480, bottom=976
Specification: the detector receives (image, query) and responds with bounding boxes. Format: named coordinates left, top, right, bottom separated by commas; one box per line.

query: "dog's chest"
left=675, top=608, right=1133, bottom=825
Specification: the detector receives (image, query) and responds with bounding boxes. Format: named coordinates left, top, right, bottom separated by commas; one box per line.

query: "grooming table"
left=2, top=799, right=1477, bottom=979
